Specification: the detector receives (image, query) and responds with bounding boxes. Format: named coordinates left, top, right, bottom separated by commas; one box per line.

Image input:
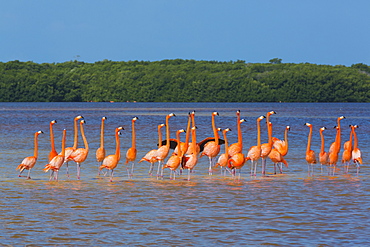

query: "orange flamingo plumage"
left=96, top=117, right=107, bottom=174
left=228, top=152, right=246, bottom=179
left=271, top=125, right=290, bottom=173
left=99, top=127, right=124, bottom=182
left=228, top=110, right=246, bottom=156
left=125, top=116, right=138, bottom=178
left=157, top=113, right=176, bottom=177
left=328, top=126, right=340, bottom=167
left=139, top=123, right=165, bottom=175
left=44, top=129, right=67, bottom=181
left=305, top=122, right=317, bottom=175
left=162, top=129, right=185, bottom=179
left=70, top=120, right=89, bottom=179
left=200, top=112, right=220, bottom=175
left=329, top=116, right=345, bottom=161
left=341, top=125, right=353, bottom=170
left=319, top=127, right=329, bottom=171
left=48, top=120, right=58, bottom=162
left=351, top=125, right=362, bottom=172
left=272, top=126, right=290, bottom=157
left=246, top=115, right=265, bottom=176
left=186, top=111, right=201, bottom=155
left=215, top=128, right=232, bottom=175
left=261, top=111, right=276, bottom=175
left=17, top=130, right=43, bottom=179
left=183, top=126, right=200, bottom=181
left=174, top=112, right=191, bottom=156
left=62, top=115, right=84, bottom=177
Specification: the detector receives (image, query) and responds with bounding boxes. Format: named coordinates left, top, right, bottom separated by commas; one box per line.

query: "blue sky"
left=1, top=0, right=369, bottom=66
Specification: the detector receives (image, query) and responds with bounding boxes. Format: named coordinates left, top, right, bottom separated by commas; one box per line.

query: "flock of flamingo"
left=15, top=110, right=363, bottom=182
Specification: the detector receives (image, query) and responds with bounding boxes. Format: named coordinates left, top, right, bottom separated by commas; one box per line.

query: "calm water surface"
left=0, top=102, right=369, bottom=246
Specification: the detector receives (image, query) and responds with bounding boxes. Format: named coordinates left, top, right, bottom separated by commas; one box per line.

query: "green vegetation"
left=0, top=59, right=369, bottom=102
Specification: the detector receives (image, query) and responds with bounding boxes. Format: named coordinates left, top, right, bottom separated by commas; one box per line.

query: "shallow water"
left=0, top=102, right=369, bottom=245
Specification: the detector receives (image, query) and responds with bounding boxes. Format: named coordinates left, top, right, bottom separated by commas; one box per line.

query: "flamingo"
left=62, top=115, right=84, bottom=177
left=96, top=117, right=107, bottom=175
left=228, top=110, right=246, bottom=156
left=162, top=129, right=185, bottom=179
left=329, top=116, right=345, bottom=159
left=174, top=112, right=191, bottom=157
left=70, top=120, right=89, bottom=179
left=215, top=128, right=232, bottom=176
left=352, top=125, right=362, bottom=173
left=48, top=120, right=58, bottom=162
left=268, top=149, right=288, bottom=174
left=186, top=111, right=201, bottom=155
left=272, top=126, right=290, bottom=157
left=17, top=130, right=43, bottom=179
left=228, top=152, right=246, bottom=179
left=341, top=125, right=353, bottom=171
left=44, top=129, right=67, bottom=181
left=139, top=123, right=165, bottom=175
left=319, top=127, right=329, bottom=172
left=99, top=127, right=124, bottom=182
left=246, top=116, right=265, bottom=176
left=156, top=113, right=176, bottom=177
left=200, top=112, right=221, bottom=175
left=183, top=126, right=200, bottom=181
left=125, top=116, right=139, bottom=178
left=271, top=125, right=290, bottom=173
left=261, top=111, right=276, bottom=175
left=328, top=126, right=340, bottom=167
left=305, top=123, right=317, bottom=175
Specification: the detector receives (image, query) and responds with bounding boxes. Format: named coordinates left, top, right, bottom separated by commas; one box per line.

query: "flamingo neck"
left=223, top=130, right=229, bottom=155
left=212, top=114, right=219, bottom=145
left=158, top=125, right=163, bottom=148
left=61, top=130, right=66, bottom=157
left=73, top=118, right=79, bottom=149
left=257, top=119, right=262, bottom=148
left=100, top=119, right=105, bottom=149
left=176, top=131, right=182, bottom=157
left=184, top=115, right=191, bottom=151
left=34, top=133, right=39, bottom=158
left=320, top=130, right=325, bottom=153
left=307, top=126, right=313, bottom=153
left=131, top=120, right=136, bottom=149
left=80, top=122, right=89, bottom=151
left=336, top=118, right=342, bottom=152
left=115, top=129, right=121, bottom=160
left=166, top=116, right=171, bottom=148
left=348, top=127, right=353, bottom=150
left=191, top=128, right=197, bottom=154
left=50, top=122, right=56, bottom=151
left=353, top=128, right=358, bottom=150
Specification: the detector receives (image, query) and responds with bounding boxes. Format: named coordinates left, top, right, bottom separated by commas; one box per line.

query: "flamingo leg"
left=55, top=170, right=59, bottom=181
left=262, top=158, right=266, bottom=175
left=208, top=156, right=213, bottom=175
left=131, top=162, right=135, bottom=176
left=98, top=162, right=102, bottom=175
left=126, top=167, right=131, bottom=179
left=148, top=162, right=154, bottom=176
left=187, top=168, right=191, bottom=181
left=157, top=160, right=162, bottom=177
left=254, top=160, right=258, bottom=176
left=26, top=168, right=32, bottom=179
left=66, top=162, right=70, bottom=178
left=110, top=169, right=114, bottom=182
left=77, top=163, right=81, bottom=179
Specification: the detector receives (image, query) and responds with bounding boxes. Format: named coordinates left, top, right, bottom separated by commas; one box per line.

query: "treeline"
left=0, top=59, right=369, bottom=102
